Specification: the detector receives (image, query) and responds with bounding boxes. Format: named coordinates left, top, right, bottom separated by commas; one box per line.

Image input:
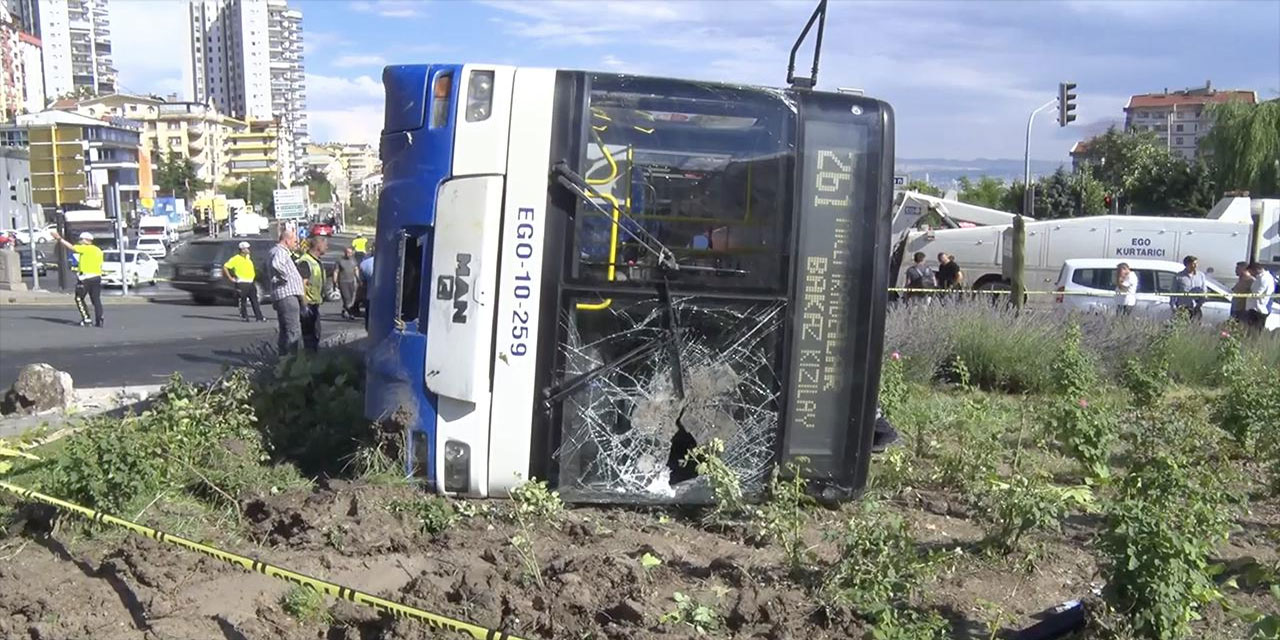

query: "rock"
left=1, top=364, right=74, bottom=416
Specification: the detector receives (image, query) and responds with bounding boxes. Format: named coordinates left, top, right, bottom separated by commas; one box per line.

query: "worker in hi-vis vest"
left=222, top=241, right=266, bottom=322
left=294, top=234, right=328, bottom=352
left=52, top=230, right=105, bottom=327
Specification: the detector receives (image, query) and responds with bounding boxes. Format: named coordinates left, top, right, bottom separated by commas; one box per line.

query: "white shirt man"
left=1246, top=263, right=1275, bottom=332
left=1114, top=263, right=1138, bottom=315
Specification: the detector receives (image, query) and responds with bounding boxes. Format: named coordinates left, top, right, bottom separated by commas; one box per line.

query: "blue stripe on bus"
left=365, top=63, right=462, bottom=485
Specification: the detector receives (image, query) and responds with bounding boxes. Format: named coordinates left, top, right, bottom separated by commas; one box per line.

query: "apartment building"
left=11, top=108, right=141, bottom=210
left=224, top=117, right=277, bottom=182
left=189, top=0, right=306, bottom=185
left=69, top=93, right=247, bottom=187
left=0, top=11, right=22, bottom=120
left=12, top=0, right=115, bottom=99
left=303, top=142, right=347, bottom=202
left=3, top=2, right=46, bottom=113
left=1123, top=82, right=1256, bottom=160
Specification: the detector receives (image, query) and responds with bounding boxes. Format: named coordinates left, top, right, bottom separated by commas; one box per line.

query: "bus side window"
left=397, top=231, right=426, bottom=324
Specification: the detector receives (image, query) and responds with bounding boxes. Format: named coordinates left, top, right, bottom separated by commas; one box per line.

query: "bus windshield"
left=571, top=74, right=796, bottom=291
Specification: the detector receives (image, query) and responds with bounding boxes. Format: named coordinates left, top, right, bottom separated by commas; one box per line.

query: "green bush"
left=1212, top=331, right=1280, bottom=457
left=974, top=469, right=1094, bottom=554
left=51, top=373, right=261, bottom=515
left=754, top=458, right=817, bottom=575
left=389, top=495, right=457, bottom=536
left=1099, top=428, right=1240, bottom=639
left=822, top=500, right=938, bottom=623
left=253, top=349, right=378, bottom=476
left=879, top=352, right=907, bottom=421
left=1047, top=397, right=1117, bottom=478
left=1050, top=322, right=1097, bottom=398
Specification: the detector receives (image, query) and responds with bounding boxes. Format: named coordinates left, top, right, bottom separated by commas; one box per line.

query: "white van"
left=1054, top=258, right=1277, bottom=330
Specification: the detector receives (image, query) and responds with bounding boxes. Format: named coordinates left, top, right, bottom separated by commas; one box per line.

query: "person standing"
left=332, top=246, right=359, bottom=319
left=51, top=231, right=104, bottom=327
left=1244, top=262, right=1276, bottom=334
left=1170, top=255, right=1206, bottom=322
left=904, top=251, right=935, bottom=303
left=356, top=248, right=375, bottom=328
left=1230, top=261, right=1254, bottom=323
left=351, top=233, right=368, bottom=258
left=295, top=234, right=328, bottom=352
left=269, top=227, right=305, bottom=355
left=223, top=241, right=266, bottom=322
left=1114, top=262, right=1138, bottom=316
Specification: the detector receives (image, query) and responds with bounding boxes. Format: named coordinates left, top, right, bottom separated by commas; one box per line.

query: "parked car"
left=309, top=221, right=335, bottom=237
left=136, top=236, right=168, bottom=259
left=101, top=250, right=159, bottom=287
left=0, top=231, right=14, bottom=247
left=1055, top=258, right=1278, bottom=331
left=13, top=224, right=56, bottom=245
left=167, top=237, right=277, bottom=304
left=19, top=249, right=47, bottom=276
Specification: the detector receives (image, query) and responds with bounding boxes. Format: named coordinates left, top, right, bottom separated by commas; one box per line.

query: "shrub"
left=684, top=439, right=748, bottom=523
left=281, top=585, right=331, bottom=625
left=1098, top=434, right=1240, bottom=639
left=1212, top=332, right=1280, bottom=458
left=879, top=351, right=907, bottom=421
left=660, top=591, right=721, bottom=634
left=389, top=495, right=457, bottom=536
left=1047, top=397, right=1117, bottom=477
left=252, top=349, right=377, bottom=476
left=974, top=469, right=1095, bottom=554
left=1050, top=322, right=1096, bottom=398
left=822, top=500, right=936, bottom=621
left=754, top=458, right=817, bottom=574
left=52, top=373, right=261, bottom=515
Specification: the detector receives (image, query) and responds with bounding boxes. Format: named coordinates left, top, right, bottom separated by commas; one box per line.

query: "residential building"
left=1123, top=81, right=1256, bottom=160
left=16, top=0, right=115, bottom=99
left=335, top=142, right=377, bottom=190
left=18, top=30, right=42, bottom=113
left=303, top=141, right=346, bottom=202
left=357, top=171, right=380, bottom=203
left=1, top=11, right=22, bottom=120
left=1, top=146, right=42, bottom=229
left=224, top=117, right=277, bottom=183
left=67, top=93, right=247, bottom=188
left=11, top=108, right=141, bottom=212
left=189, top=0, right=306, bottom=185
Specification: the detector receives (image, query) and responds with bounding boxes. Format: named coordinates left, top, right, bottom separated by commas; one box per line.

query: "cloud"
left=349, top=0, right=424, bottom=18
left=334, top=54, right=388, bottom=68
left=305, top=30, right=352, bottom=58
left=306, top=73, right=384, bottom=106
left=109, top=0, right=189, bottom=98
left=309, top=106, right=383, bottom=145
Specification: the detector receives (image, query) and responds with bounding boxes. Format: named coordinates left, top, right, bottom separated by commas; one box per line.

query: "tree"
left=220, top=177, right=281, bottom=215
left=298, top=169, right=333, bottom=204
left=957, top=176, right=1010, bottom=210
left=154, top=151, right=208, bottom=200
left=904, top=179, right=942, bottom=197
left=347, top=196, right=377, bottom=226
left=1080, top=127, right=1216, bottom=216
left=1201, top=99, right=1280, bottom=197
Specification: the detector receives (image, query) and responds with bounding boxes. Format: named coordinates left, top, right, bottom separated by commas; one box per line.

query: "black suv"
left=168, top=238, right=278, bottom=305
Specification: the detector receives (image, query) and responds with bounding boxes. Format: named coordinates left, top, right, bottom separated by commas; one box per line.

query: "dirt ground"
left=1, top=474, right=1274, bottom=640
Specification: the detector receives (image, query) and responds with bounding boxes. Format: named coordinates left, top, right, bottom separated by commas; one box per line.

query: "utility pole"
left=105, top=182, right=127, bottom=296
left=22, top=178, right=39, bottom=290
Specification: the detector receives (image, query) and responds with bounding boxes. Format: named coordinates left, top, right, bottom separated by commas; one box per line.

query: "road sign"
left=273, top=187, right=308, bottom=220
left=893, top=174, right=908, bottom=186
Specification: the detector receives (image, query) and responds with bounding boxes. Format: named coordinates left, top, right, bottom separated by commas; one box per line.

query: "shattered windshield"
left=571, top=74, right=796, bottom=291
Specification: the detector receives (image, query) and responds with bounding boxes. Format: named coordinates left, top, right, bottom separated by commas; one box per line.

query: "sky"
left=108, top=0, right=1280, bottom=162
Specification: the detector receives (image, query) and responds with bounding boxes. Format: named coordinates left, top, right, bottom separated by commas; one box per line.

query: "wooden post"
left=1011, top=215, right=1026, bottom=310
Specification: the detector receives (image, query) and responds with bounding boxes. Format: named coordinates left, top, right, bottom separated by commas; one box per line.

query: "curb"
left=1, top=293, right=176, bottom=307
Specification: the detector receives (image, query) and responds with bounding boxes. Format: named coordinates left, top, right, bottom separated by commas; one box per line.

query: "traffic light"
left=1058, top=82, right=1078, bottom=127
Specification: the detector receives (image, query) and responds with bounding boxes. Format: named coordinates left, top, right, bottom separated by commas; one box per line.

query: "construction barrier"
left=0, top=481, right=526, bottom=640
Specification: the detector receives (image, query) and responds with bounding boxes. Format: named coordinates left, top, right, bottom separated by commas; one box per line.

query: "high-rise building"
left=189, top=0, right=306, bottom=185
left=15, top=0, right=115, bottom=99
left=1123, top=81, right=1256, bottom=160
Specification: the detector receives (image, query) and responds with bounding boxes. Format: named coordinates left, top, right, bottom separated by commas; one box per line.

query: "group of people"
left=225, top=227, right=375, bottom=356
left=902, top=251, right=965, bottom=301
left=1112, top=256, right=1275, bottom=332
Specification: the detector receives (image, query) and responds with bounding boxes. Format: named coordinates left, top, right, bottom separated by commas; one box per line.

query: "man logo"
left=435, top=253, right=473, bottom=324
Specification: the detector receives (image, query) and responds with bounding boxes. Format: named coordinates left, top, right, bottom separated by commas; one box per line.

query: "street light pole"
left=1023, top=98, right=1057, bottom=216
left=22, top=177, right=39, bottom=290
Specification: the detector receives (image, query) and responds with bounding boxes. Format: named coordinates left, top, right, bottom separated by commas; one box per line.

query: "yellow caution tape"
left=0, top=481, right=526, bottom=640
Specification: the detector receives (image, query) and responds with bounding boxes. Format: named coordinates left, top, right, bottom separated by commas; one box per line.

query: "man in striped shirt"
left=269, top=226, right=305, bottom=355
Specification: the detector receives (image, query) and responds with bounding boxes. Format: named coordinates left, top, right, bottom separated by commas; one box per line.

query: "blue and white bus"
left=364, top=59, right=895, bottom=502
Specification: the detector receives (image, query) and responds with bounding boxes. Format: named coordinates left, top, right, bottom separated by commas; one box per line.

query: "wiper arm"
left=552, top=161, right=679, bottom=272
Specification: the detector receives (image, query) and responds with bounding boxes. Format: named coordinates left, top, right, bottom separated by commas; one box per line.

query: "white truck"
left=891, top=195, right=1280, bottom=294
left=136, top=214, right=174, bottom=245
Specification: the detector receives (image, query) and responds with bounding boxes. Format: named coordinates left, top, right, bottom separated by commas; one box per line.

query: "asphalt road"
left=0, top=290, right=366, bottom=389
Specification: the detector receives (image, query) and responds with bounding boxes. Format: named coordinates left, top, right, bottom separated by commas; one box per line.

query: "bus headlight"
left=443, top=440, right=470, bottom=493
left=465, top=70, right=494, bottom=122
